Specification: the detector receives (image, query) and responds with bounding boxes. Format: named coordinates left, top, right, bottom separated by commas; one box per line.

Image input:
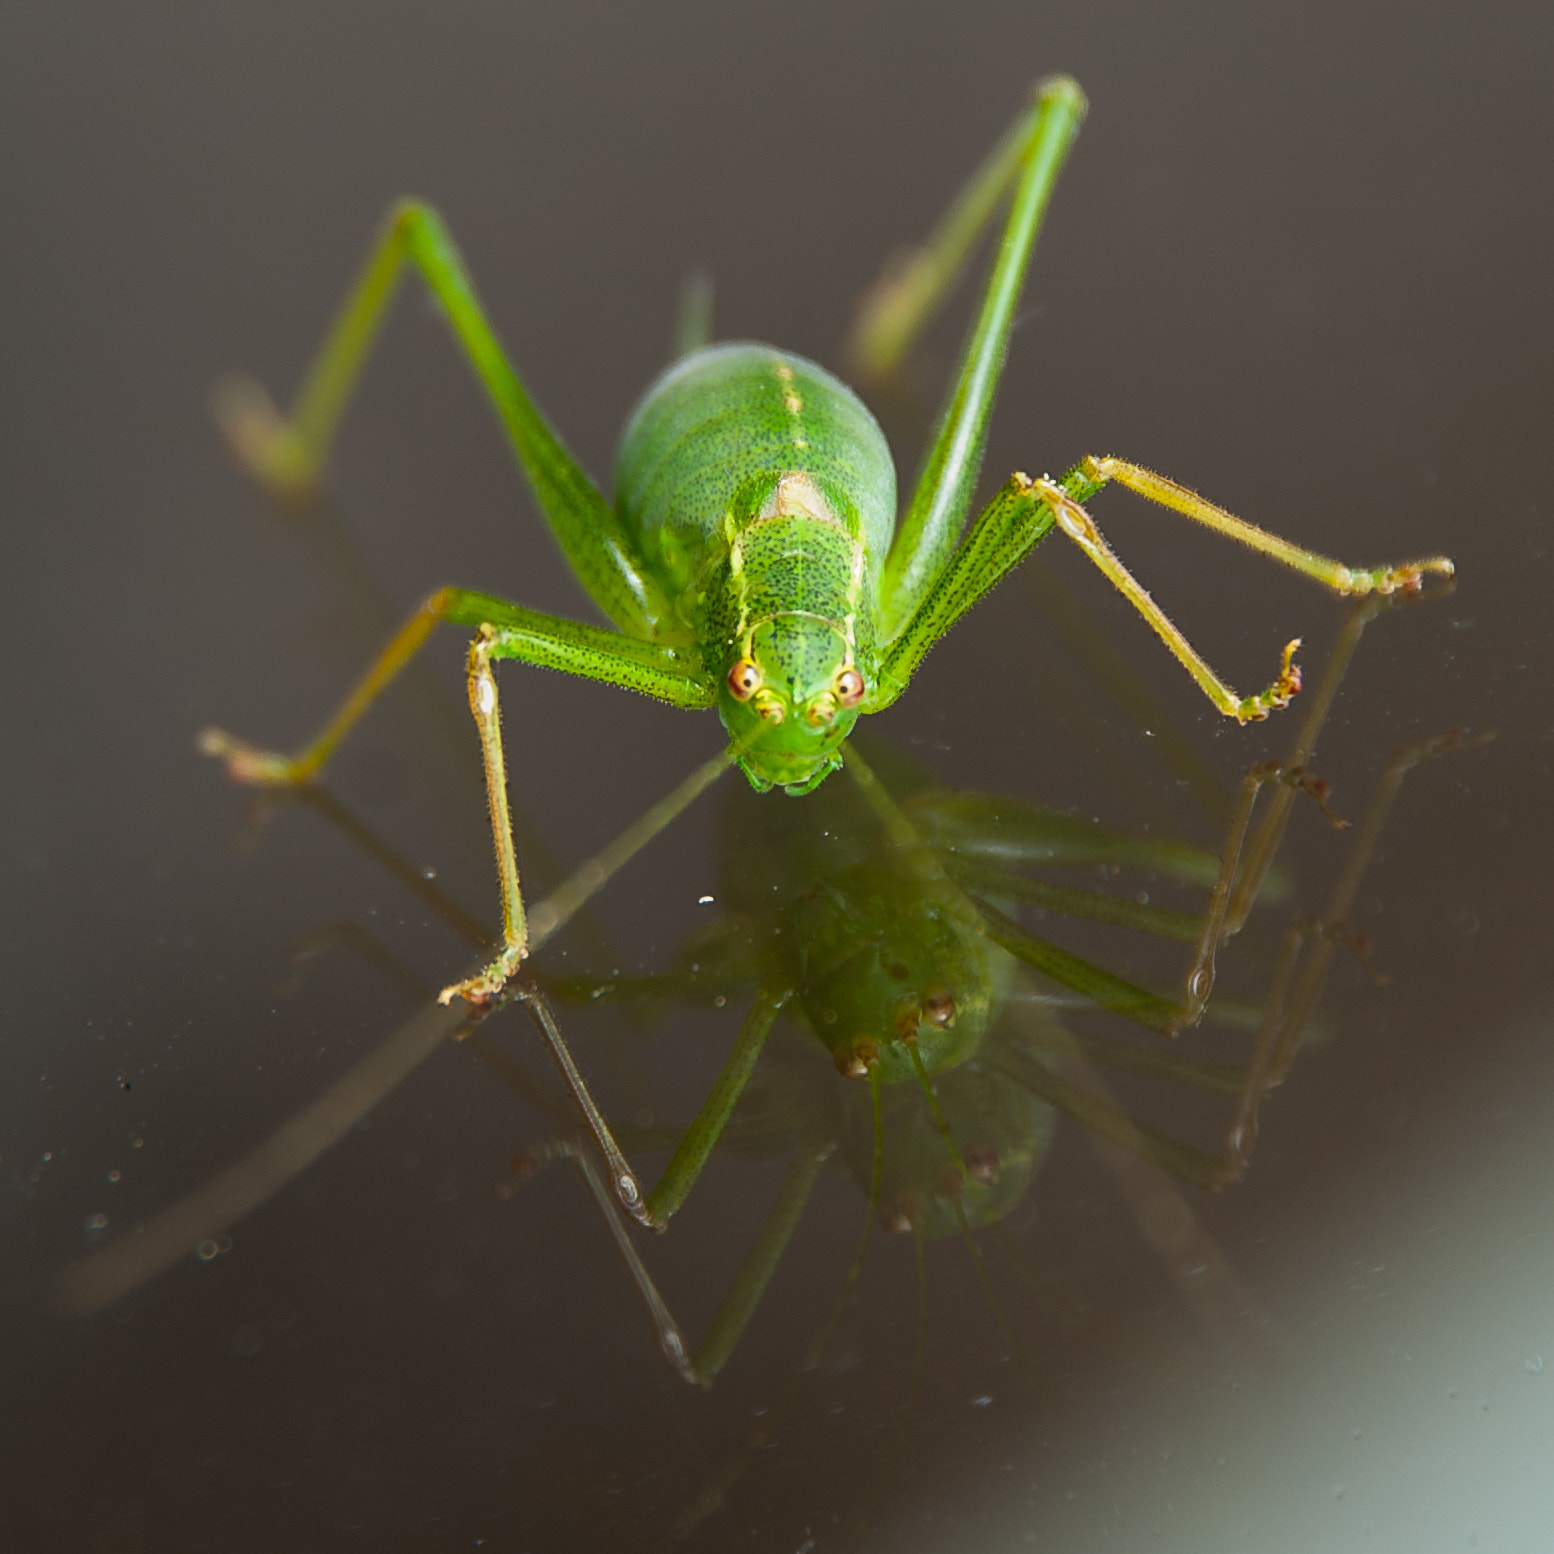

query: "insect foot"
left=1234, top=638, right=1304, bottom=723
left=210, top=374, right=319, bottom=499
left=1337, top=555, right=1456, bottom=597
left=438, top=957, right=523, bottom=1008
left=197, top=726, right=303, bottom=786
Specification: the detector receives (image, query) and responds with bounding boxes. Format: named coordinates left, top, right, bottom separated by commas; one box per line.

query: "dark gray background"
left=3, top=3, right=1549, bottom=1551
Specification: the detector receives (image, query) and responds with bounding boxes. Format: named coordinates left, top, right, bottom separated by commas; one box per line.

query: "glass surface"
left=4, top=4, right=1549, bottom=1550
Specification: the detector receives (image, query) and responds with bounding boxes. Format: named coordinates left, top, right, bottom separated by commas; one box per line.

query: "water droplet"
left=970, top=1394, right=993, bottom=1408
left=698, top=895, right=714, bottom=905
left=421, top=865, right=438, bottom=881
left=106, top=1169, right=122, bottom=1183
left=85, top=1212, right=108, bottom=1232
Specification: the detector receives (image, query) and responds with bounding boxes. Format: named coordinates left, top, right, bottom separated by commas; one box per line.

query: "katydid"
left=200, top=75, right=1453, bottom=1227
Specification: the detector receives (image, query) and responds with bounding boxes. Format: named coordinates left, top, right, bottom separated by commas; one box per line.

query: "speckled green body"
left=616, top=342, right=898, bottom=791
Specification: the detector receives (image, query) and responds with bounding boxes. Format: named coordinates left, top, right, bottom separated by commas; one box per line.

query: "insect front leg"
left=440, top=625, right=529, bottom=1003
left=438, top=619, right=737, bottom=1202
left=433, top=602, right=715, bottom=1004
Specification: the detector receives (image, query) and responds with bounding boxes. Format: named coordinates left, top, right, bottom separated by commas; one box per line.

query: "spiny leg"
left=424, top=629, right=734, bottom=1223
left=1020, top=460, right=1453, bottom=721
left=873, top=457, right=1453, bottom=727
left=1026, top=475, right=1306, bottom=722
left=207, top=586, right=727, bottom=1215
left=439, top=626, right=528, bottom=1001
left=1075, top=457, right=1456, bottom=600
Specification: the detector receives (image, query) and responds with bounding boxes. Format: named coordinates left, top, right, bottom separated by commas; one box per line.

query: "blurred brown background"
left=2, top=4, right=1549, bottom=1550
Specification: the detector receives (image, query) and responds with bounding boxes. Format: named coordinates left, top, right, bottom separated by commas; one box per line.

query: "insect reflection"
left=514, top=697, right=1385, bottom=1390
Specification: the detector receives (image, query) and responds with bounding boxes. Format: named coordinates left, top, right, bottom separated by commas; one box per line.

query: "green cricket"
left=201, top=76, right=1453, bottom=1233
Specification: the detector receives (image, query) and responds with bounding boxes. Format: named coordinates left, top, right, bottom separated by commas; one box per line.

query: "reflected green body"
left=713, top=740, right=1006, bottom=1082
left=616, top=343, right=897, bottom=791
left=563, top=743, right=1062, bottom=1238
left=559, top=738, right=1224, bottom=1243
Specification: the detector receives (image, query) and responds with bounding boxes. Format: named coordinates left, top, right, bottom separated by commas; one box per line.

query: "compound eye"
left=835, top=666, right=866, bottom=707
left=727, top=658, right=762, bottom=700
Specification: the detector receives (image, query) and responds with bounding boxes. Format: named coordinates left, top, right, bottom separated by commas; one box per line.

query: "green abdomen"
left=613, top=342, right=897, bottom=600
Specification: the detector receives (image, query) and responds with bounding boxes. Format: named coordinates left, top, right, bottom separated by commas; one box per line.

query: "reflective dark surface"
left=4, top=4, right=1551, bottom=1551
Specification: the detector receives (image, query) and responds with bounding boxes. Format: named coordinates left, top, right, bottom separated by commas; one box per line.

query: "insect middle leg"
left=870, top=461, right=1454, bottom=726
left=204, top=584, right=713, bottom=1004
